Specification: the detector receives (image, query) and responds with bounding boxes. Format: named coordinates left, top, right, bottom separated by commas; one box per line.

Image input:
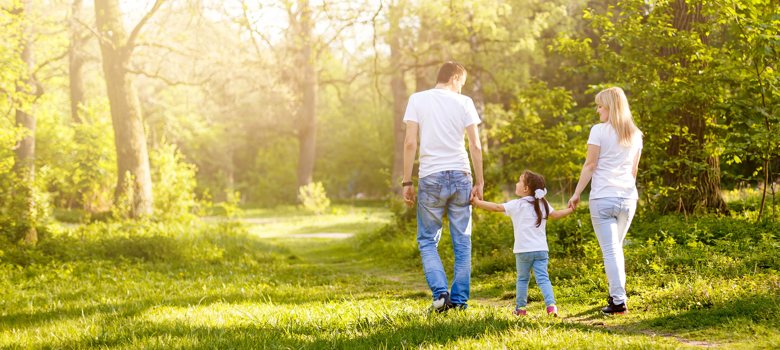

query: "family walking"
left=401, top=61, right=643, bottom=316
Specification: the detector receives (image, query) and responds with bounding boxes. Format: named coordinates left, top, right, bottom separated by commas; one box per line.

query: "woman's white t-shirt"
left=503, top=197, right=553, bottom=253
left=402, top=89, right=481, bottom=178
left=587, top=123, right=643, bottom=200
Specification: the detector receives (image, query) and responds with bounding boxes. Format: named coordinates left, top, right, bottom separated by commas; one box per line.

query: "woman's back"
left=588, top=123, right=642, bottom=200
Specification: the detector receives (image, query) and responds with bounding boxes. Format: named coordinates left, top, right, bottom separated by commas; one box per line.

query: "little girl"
left=471, top=170, right=574, bottom=316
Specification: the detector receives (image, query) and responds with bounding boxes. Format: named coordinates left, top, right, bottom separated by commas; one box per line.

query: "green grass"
left=1, top=203, right=778, bottom=349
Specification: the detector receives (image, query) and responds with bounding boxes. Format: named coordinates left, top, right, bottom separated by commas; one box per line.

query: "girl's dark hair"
left=522, top=170, right=550, bottom=228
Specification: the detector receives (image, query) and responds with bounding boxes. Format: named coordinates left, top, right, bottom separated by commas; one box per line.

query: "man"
left=401, top=61, right=484, bottom=312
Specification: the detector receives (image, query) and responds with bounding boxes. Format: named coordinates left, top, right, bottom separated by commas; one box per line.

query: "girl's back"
left=503, top=197, right=553, bottom=253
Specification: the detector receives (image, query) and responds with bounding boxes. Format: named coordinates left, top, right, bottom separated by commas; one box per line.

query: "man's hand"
left=470, top=183, right=484, bottom=201
left=403, top=185, right=416, bottom=208
left=470, top=192, right=480, bottom=205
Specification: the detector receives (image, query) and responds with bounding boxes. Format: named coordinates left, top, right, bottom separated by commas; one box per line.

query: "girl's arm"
left=471, top=198, right=505, bottom=212
left=548, top=206, right=574, bottom=220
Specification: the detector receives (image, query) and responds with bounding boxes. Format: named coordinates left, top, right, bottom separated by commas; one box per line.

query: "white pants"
left=589, top=197, right=637, bottom=305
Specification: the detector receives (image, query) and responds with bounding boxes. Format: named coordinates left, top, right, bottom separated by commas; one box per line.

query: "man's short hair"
left=436, top=61, right=467, bottom=83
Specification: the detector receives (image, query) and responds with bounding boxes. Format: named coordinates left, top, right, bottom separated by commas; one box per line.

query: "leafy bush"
left=150, top=143, right=199, bottom=220
left=298, top=182, right=331, bottom=215
left=37, top=99, right=116, bottom=212
left=0, top=218, right=256, bottom=267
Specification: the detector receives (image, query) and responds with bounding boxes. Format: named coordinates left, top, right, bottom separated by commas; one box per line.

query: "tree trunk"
left=467, top=17, right=488, bottom=155
left=659, top=0, right=727, bottom=214
left=414, top=14, right=432, bottom=93
left=389, top=2, right=408, bottom=195
left=95, top=0, right=153, bottom=217
left=13, top=0, right=37, bottom=244
left=295, top=0, right=317, bottom=189
left=69, top=0, right=86, bottom=123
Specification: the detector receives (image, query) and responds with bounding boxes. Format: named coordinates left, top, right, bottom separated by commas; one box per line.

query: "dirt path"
left=240, top=214, right=723, bottom=349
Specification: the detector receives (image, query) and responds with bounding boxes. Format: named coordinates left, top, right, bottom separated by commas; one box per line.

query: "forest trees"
left=0, top=0, right=777, bottom=247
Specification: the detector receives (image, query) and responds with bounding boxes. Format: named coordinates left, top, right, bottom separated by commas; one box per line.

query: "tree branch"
left=32, top=49, right=69, bottom=77
left=74, top=16, right=114, bottom=49
left=126, top=0, right=165, bottom=53
left=127, top=67, right=216, bottom=87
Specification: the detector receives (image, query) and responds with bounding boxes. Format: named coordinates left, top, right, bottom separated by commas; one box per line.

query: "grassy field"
left=1, top=202, right=778, bottom=349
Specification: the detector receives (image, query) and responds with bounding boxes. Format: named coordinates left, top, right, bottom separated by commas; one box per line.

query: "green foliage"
left=298, top=182, right=331, bottom=215
left=489, top=82, right=587, bottom=195
left=316, top=88, right=393, bottom=199
left=37, top=99, right=116, bottom=212
left=246, top=138, right=299, bottom=206
left=549, top=0, right=780, bottom=213
left=0, top=219, right=248, bottom=267
left=150, top=143, right=198, bottom=220
left=715, top=1, right=780, bottom=216
left=0, top=171, right=52, bottom=243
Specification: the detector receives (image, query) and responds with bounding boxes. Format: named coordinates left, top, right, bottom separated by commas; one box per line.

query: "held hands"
left=567, top=193, right=580, bottom=210
left=469, top=192, right=478, bottom=205
left=471, top=183, right=484, bottom=202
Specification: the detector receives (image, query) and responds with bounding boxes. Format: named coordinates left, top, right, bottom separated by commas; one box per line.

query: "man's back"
left=404, top=88, right=481, bottom=178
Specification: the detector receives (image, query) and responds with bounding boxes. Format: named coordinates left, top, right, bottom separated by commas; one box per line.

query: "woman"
left=568, top=87, right=642, bottom=315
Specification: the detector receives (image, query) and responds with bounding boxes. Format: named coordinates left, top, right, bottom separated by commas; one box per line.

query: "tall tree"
left=12, top=0, right=38, bottom=244
left=69, top=0, right=88, bottom=123
left=289, top=0, right=318, bottom=188
left=388, top=0, right=408, bottom=194
left=94, top=0, right=164, bottom=217
left=659, top=0, right=727, bottom=213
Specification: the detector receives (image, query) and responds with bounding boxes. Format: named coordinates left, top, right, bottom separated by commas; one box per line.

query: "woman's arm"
left=632, top=148, right=642, bottom=179
left=471, top=198, right=505, bottom=212
left=568, top=144, right=600, bottom=208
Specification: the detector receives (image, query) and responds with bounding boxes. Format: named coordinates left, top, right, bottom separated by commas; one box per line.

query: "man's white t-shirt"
left=503, top=197, right=552, bottom=253
left=402, top=89, right=481, bottom=178
left=587, top=123, right=643, bottom=200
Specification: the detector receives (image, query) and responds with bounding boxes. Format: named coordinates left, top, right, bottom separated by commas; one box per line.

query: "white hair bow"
left=534, top=188, right=547, bottom=199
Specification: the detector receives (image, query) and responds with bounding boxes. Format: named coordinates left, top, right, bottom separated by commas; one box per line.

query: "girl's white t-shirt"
left=402, top=89, right=482, bottom=178
left=503, top=197, right=553, bottom=253
left=587, top=123, right=643, bottom=200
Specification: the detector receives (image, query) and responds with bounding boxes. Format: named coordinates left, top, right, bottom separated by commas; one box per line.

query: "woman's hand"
left=567, top=193, right=580, bottom=209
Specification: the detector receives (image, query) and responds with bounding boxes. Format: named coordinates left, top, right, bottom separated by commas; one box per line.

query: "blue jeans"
left=515, top=251, right=556, bottom=309
left=417, top=170, right=473, bottom=306
left=589, top=197, right=637, bottom=305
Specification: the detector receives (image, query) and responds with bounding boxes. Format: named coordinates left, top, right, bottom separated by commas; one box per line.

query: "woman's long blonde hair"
left=595, top=87, right=642, bottom=146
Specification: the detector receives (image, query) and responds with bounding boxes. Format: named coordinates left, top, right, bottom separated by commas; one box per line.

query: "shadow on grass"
left=0, top=285, right=393, bottom=332
left=625, top=293, right=780, bottom=333
left=50, top=310, right=640, bottom=349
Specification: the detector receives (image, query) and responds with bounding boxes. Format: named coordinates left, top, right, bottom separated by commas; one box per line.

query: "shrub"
left=298, top=182, right=331, bottom=215
left=150, top=143, right=199, bottom=221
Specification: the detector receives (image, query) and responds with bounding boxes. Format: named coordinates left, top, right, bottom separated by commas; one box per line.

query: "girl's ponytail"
left=523, top=170, right=551, bottom=228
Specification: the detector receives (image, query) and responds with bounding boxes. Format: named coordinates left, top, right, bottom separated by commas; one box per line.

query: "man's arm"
left=402, top=121, right=419, bottom=207
left=465, top=124, right=484, bottom=199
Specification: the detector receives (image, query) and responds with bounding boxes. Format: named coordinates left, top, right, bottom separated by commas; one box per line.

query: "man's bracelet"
left=401, top=181, right=413, bottom=187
